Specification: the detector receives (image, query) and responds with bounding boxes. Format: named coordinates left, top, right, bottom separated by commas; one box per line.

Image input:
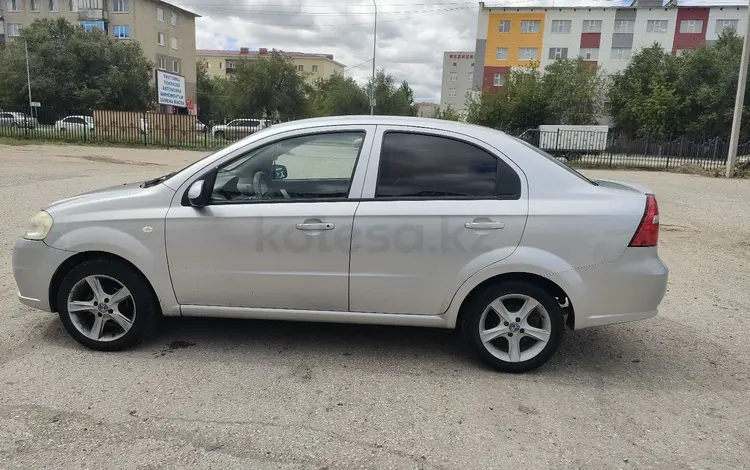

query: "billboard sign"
left=156, top=70, right=186, bottom=108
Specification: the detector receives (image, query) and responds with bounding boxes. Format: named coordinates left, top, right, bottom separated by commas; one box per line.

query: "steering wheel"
left=252, top=171, right=274, bottom=199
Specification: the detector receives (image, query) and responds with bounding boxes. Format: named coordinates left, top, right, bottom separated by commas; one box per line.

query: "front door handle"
left=296, top=222, right=335, bottom=231
left=465, top=221, right=505, bottom=230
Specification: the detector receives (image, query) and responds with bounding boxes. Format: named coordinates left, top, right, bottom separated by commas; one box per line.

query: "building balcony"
left=78, top=0, right=108, bottom=21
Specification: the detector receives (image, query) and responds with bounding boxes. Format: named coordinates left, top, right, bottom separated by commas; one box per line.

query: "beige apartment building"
left=0, top=0, right=199, bottom=105
left=198, top=47, right=345, bottom=83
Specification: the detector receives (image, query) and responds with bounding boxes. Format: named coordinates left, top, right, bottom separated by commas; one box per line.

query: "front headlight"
left=24, top=211, right=53, bottom=240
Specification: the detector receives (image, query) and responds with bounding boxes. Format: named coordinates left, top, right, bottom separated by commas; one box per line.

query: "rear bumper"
left=12, top=239, right=74, bottom=312
left=552, top=247, right=668, bottom=330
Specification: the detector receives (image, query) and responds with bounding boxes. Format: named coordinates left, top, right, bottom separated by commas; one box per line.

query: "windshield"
left=510, top=136, right=598, bottom=186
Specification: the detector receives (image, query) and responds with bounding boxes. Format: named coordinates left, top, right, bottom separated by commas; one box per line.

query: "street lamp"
left=370, top=0, right=377, bottom=115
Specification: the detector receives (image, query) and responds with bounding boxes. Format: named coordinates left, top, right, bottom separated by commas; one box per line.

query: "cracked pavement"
left=0, top=144, right=748, bottom=469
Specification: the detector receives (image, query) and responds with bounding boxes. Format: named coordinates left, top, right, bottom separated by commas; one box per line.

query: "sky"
left=174, top=0, right=737, bottom=103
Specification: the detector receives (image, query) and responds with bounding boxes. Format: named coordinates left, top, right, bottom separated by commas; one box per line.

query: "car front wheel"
left=56, top=258, right=159, bottom=351
left=462, top=281, right=565, bottom=373
left=214, top=131, right=225, bottom=139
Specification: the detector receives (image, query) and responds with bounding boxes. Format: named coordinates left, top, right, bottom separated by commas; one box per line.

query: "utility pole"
left=370, top=0, right=377, bottom=115
left=726, top=1, right=750, bottom=177
left=25, top=38, right=34, bottom=117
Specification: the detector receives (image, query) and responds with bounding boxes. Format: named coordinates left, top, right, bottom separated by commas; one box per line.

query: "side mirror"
left=272, top=164, right=288, bottom=180
left=186, top=167, right=218, bottom=208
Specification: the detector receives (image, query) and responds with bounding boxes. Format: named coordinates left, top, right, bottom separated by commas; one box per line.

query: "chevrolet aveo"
left=12, top=116, right=668, bottom=373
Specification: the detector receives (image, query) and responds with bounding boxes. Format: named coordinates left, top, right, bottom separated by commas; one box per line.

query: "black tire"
left=56, top=258, right=160, bottom=351
left=462, top=281, right=565, bottom=373
left=215, top=131, right=225, bottom=139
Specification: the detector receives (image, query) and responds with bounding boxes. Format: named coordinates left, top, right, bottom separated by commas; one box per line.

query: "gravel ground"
left=0, top=144, right=748, bottom=469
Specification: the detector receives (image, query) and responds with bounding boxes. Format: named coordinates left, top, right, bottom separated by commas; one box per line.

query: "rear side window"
left=375, top=132, right=520, bottom=199
left=510, top=135, right=597, bottom=185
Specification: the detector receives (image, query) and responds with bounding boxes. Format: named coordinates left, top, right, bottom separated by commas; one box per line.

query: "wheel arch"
left=455, top=272, right=575, bottom=330
left=48, top=251, right=161, bottom=315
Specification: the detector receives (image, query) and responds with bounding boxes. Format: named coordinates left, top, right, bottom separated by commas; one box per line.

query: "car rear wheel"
left=56, top=259, right=159, bottom=351
left=462, top=281, right=564, bottom=373
left=215, top=131, right=225, bottom=139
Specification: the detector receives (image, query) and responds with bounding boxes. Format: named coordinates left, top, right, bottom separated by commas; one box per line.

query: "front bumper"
left=12, top=239, right=74, bottom=312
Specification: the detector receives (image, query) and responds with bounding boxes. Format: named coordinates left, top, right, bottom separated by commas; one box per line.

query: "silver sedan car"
left=12, top=116, right=668, bottom=372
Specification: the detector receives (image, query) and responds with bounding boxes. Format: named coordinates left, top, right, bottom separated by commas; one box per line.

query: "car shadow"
left=38, top=315, right=739, bottom=392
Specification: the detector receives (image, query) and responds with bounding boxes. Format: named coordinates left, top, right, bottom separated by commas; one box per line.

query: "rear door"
left=349, top=126, right=528, bottom=315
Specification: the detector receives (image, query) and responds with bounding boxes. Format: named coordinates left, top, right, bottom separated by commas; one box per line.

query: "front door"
left=166, top=126, right=374, bottom=311
left=349, top=127, right=528, bottom=315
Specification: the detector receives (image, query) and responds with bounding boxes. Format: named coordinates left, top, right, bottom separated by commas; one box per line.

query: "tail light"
left=629, top=194, right=659, bottom=247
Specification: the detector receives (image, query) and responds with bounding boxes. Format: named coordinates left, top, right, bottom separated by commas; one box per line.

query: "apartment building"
left=440, top=51, right=475, bottom=115
left=473, top=0, right=748, bottom=91
left=0, top=0, right=199, bottom=104
left=197, top=47, right=345, bottom=83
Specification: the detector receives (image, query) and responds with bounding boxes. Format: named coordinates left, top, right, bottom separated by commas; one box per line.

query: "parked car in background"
left=12, top=116, right=668, bottom=373
left=212, top=118, right=269, bottom=140
left=0, top=112, right=38, bottom=128
left=55, top=115, right=94, bottom=133
left=519, top=125, right=609, bottom=161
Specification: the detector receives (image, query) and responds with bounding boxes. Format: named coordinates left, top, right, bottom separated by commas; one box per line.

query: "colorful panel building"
left=473, top=0, right=748, bottom=91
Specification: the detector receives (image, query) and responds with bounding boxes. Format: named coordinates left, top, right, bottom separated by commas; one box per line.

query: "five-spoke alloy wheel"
left=463, top=281, right=565, bottom=373
left=57, top=259, right=158, bottom=351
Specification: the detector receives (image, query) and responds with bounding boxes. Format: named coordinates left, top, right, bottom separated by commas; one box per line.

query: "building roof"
left=482, top=0, right=746, bottom=7
left=197, top=48, right=346, bottom=67
left=156, top=0, right=201, bottom=17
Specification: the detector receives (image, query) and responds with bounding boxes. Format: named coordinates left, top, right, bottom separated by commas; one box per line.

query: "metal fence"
left=0, top=108, right=286, bottom=150
left=517, top=128, right=749, bottom=170
left=1, top=108, right=748, bottom=170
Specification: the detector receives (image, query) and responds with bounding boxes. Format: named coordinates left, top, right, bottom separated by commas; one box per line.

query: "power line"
left=345, top=58, right=373, bottom=71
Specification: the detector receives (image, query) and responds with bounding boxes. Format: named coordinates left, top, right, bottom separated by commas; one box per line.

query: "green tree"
left=308, top=72, right=369, bottom=117
left=223, top=50, right=309, bottom=119
left=466, top=67, right=548, bottom=132
left=608, top=44, right=681, bottom=137
left=366, top=70, right=417, bottom=116
left=436, top=104, right=462, bottom=121
left=542, top=57, right=606, bottom=125
left=0, top=18, right=154, bottom=114
left=196, top=59, right=229, bottom=124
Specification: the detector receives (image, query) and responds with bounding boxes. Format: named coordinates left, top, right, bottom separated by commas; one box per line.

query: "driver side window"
left=211, top=131, right=365, bottom=202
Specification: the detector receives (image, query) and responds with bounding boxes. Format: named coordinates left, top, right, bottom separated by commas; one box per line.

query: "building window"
left=496, top=47, right=508, bottom=60
left=679, top=19, right=703, bottom=34
left=219, top=62, right=224, bottom=69
left=493, top=73, right=505, bottom=87
left=584, top=20, right=602, bottom=33
left=157, top=7, right=164, bottom=21
left=227, top=60, right=234, bottom=69
left=551, top=20, right=571, bottom=34
left=170, top=36, right=178, bottom=50
left=113, top=25, right=130, bottom=39
left=206, top=62, right=212, bottom=68
left=68, top=0, right=77, bottom=11
left=312, top=64, right=318, bottom=73
left=450, top=72, right=458, bottom=82
left=675, top=49, right=691, bottom=57
left=452, top=62, right=457, bottom=66
left=519, top=47, right=538, bottom=61
left=172, top=60, right=180, bottom=74
left=614, top=20, right=635, bottom=33
left=112, top=0, right=129, bottom=13
left=7, top=24, right=22, bottom=36
left=521, top=20, right=541, bottom=33
left=297, top=64, right=304, bottom=72
left=498, top=20, right=511, bottom=33
left=171, top=12, right=178, bottom=25
left=716, top=19, right=738, bottom=33
left=31, top=0, right=41, bottom=12
left=48, top=0, right=59, bottom=11
left=468, top=72, right=474, bottom=82
left=157, top=56, right=167, bottom=70
left=611, top=47, right=632, bottom=61
left=647, top=20, right=668, bottom=33
left=549, top=47, right=568, bottom=60
left=580, top=48, right=599, bottom=60
left=449, top=88, right=457, bottom=98
left=158, top=32, right=165, bottom=46
left=6, top=0, right=21, bottom=11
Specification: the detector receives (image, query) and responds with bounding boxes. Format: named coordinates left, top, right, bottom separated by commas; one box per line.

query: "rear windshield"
left=510, top=136, right=598, bottom=185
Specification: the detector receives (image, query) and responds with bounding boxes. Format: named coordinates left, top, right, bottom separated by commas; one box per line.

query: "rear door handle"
left=465, top=221, right=505, bottom=230
left=296, top=222, right=335, bottom=231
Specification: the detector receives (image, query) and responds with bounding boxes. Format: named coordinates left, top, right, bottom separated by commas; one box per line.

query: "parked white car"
left=212, top=119, right=269, bottom=140
left=0, top=112, right=38, bottom=128
left=56, top=115, right=94, bottom=133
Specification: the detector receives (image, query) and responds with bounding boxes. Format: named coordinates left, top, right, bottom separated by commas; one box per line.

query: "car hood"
left=44, top=182, right=174, bottom=216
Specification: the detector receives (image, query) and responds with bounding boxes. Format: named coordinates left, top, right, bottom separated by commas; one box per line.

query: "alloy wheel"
left=478, top=293, right=551, bottom=363
left=66, top=275, right=136, bottom=342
